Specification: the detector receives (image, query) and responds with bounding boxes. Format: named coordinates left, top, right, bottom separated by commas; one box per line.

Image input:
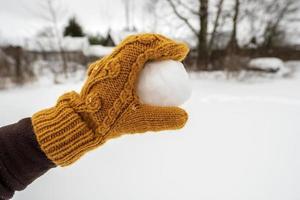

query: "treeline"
left=164, top=0, right=299, bottom=70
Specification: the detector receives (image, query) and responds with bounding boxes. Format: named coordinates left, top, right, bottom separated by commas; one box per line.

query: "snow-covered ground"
left=1, top=64, right=300, bottom=200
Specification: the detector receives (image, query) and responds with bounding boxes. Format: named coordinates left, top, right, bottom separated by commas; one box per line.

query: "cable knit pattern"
left=32, top=33, right=190, bottom=166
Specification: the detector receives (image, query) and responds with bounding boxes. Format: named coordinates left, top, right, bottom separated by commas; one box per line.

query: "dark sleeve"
left=0, top=118, right=56, bottom=199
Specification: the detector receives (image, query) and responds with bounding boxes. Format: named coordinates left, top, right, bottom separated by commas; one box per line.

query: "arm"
left=0, top=118, right=55, bottom=199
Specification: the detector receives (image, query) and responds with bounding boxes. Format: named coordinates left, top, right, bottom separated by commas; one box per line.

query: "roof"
left=85, top=45, right=114, bottom=57
left=24, top=36, right=90, bottom=52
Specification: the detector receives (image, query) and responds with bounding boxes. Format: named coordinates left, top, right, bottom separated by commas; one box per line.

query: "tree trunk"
left=208, top=0, right=224, bottom=55
left=227, top=0, right=240, bottom=54
left=197, top=0, right=209, bottom=70
left=60, top=49, right=68, bottom=78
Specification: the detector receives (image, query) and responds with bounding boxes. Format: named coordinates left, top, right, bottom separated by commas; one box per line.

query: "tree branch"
left=174, top=0, right=200, bottom=15
left=208, top=0, right=224, bottom=52
left=166, top=0, right=198, bottom=36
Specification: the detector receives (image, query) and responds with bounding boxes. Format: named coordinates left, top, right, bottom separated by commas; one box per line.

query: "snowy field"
left=1, top=64, right=300, bottom=200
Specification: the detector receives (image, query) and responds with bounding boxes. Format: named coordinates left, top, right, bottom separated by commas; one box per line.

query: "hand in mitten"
left=32, top=33, right=189, bottom=166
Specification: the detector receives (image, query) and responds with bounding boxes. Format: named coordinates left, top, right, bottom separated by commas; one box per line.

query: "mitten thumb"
left=110, top=103, right=188, bottom=137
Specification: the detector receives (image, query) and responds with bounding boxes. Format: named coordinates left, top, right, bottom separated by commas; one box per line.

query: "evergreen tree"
left=88, top=34, right=106, bottom=45
left=64, top=17, right=84, bottom=37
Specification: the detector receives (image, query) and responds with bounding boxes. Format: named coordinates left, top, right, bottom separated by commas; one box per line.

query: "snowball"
left=137, top=60, right=192, bottom=106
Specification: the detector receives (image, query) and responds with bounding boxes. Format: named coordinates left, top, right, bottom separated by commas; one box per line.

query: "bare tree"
left=31, top=0, right=68, bottom=77
left=261, top=0, right=299, bottom=49
left=122, top=0, right=136, bottom=30
left=208, top=0, right=225, bottom=54
left=243, top=0, right=260, bottom=46
left=143, top=0, right=159, bottom=32
left=243, top=0, right=299, bottom=49
left=226, top=0, right=240, bottom=53
left=0, top=48, right=14, bottom=88
left=199, top=0, right=209, bottom=69
left=166, top=0, right=209, bottom=70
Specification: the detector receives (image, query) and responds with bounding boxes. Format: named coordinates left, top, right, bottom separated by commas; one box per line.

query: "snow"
left=24, top=36, right=90, bottom=52
left=84, top=45, right=114, bottom=57
left=0, top=63, right=299, bottom=200
left=137, top=60, right=192, bottom=106
left=24, top=36, right=115, bottom=58
left=248, top=57, right=290, bottom=76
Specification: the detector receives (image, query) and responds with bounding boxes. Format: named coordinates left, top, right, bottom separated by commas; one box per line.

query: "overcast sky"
left=1, top=0, right=299, bottom=46
left=0, top=0, right=147, bottom=44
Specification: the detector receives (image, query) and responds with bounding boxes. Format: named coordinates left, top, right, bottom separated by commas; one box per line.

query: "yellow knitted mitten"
left=32, top=33, right=189, bottom=166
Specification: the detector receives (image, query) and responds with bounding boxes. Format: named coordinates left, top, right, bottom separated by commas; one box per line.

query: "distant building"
left=24, top=36, right=90, bottom=64
left=23, top=34, right=138, bottom=64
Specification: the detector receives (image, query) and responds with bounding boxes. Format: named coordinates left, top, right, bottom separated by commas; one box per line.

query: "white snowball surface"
left=137, top=60, right=192, bottom=106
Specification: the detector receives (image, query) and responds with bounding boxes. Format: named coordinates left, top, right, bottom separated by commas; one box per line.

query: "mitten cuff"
left=32, top=93, right=95, bottom=166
